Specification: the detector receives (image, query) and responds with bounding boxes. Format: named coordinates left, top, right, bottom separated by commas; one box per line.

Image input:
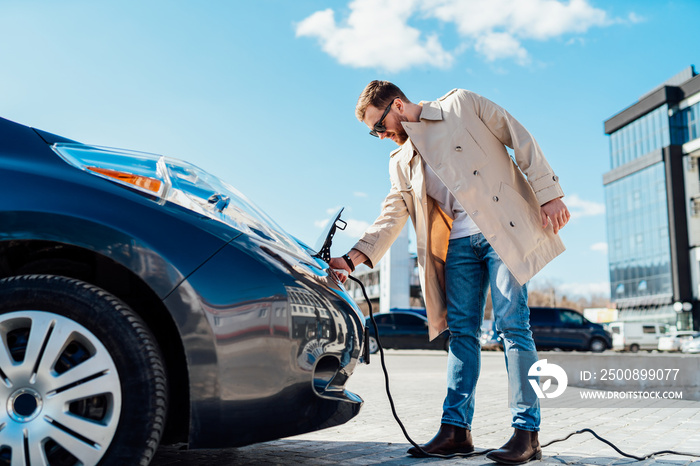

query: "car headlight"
left=53, top=143, right=316, bottom=265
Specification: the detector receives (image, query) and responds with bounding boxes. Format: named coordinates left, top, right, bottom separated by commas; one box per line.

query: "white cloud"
left=296, top=0, right=617, bottom=70
left=566, top=194, right=605, bottom=218
left=295, top=0, right=453, bottom=73
left=424, top=0, right=608, bottom=39
left=342, top=218, right=371, bottom=237
left=314, top=219, right=330, bottom=229
left=626, top=12, right=645, bottom=24
left=354, top=191, right=368, bottom=198
left=566, top=37, right=586, bottom=46
left=475, top=31, right=529, bottom=64
left=590, top=242, right=608, bottom=254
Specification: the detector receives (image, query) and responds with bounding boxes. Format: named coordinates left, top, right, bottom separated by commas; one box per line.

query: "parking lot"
left=151, top=350, right=700, bottom=465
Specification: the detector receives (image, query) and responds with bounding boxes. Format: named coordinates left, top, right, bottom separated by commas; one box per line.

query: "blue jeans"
left=441, top=233, right=540, bottom=432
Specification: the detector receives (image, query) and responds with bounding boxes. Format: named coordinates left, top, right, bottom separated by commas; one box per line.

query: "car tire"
left=368, top=336, right=379, bottom=354
left=629, top=344, right=640, bottom=353
left=0, top=275, right=167, bottom=466
left=589, top=338, right=606, bottom=353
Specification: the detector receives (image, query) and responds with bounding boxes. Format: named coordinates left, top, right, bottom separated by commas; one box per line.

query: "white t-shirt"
left=423, top=160, right=481, bottom=239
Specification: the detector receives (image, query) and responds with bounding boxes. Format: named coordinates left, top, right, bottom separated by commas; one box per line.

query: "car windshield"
left=164, top=160, right=311, bottom=257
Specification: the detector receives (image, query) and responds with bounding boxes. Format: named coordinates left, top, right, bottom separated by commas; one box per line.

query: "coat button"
left=553, top=175, right=558, bottom=181
left=455, top=146, right=462, bottom=151
left=473, top=170, right=478, bottom=176
left=510, top=221, right=515, bottom=227
left=493, top=196, right=499, bottom=202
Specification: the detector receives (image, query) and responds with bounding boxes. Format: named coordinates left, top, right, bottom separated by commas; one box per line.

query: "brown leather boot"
left=406, top=423, right=474, bottom=457
left=486, top=428, right=542, bottom=464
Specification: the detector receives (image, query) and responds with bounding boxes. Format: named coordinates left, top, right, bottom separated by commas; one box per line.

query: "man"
left=330, top=81, right=569, bottom=464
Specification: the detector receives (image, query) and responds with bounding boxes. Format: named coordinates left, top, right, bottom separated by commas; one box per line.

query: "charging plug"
left=332, top=268, right=349, bottom=280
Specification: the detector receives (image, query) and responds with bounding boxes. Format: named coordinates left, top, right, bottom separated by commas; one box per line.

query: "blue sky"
left=1, top=0, right=699, bottom=300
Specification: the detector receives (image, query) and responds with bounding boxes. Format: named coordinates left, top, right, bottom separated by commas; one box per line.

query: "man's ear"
left=394, top=98, right=404, bottom=113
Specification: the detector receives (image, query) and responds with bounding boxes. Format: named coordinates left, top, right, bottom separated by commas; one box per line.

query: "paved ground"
left=151, top=351, right=700, bottom=465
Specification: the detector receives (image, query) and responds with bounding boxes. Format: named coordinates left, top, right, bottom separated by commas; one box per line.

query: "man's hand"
left=329, top=249, right=368, bottom=284
left=329, top=257, right=351, bottom=284
left=540, top=198, right=570, bottom=234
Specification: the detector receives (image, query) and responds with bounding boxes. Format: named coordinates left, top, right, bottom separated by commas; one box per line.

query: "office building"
left=603, top=66, right=700, bottom=330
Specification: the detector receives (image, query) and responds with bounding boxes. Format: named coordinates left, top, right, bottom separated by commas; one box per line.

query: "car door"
left=392, top=313, right=428, bottom=349
left=556, top=309, right=588, bottom=349
left=529, top=307, right=556, bottom=348
left=641, top=324, right=663, bottom=350
left=373, top=314, right=396, bottom=348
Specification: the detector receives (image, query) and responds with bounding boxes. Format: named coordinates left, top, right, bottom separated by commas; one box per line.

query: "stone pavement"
left=151, top=351, right=700, bottom=465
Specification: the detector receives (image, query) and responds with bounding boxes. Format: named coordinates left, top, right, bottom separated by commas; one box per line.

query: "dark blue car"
left=366, top=311, right=450, bottom=354
left=529, top=307, right=612, bottom=352
left=0, top=117, right=365, bottom=465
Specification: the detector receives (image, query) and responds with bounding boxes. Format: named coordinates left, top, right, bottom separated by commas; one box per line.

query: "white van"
left=608, top=322, right=669, bottom=352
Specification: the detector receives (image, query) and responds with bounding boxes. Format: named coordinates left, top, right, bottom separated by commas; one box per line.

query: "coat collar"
left=417, top=100, right=443, bottom=121
left=393, top=100, right=445, bottom=164
left=390, top=100, right=444, bottom=160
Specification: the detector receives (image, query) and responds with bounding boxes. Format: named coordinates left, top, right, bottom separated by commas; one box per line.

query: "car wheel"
left=629, top=343, right=640, bottom=353
left=368, top=336, right=379, bottom=354
left=0, top=275, right=167, bottom=466
left=589, top=338, right=606, bottom=353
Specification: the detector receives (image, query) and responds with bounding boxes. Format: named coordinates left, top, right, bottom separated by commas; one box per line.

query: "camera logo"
left=528, top=359, right=568, bottom=399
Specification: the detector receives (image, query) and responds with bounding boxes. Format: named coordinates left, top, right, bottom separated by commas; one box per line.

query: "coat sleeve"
left=352, top=184, right=409, bottom=269
left=463, top=90, right=564, bottom=206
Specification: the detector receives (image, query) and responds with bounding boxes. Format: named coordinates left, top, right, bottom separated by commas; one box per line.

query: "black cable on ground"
left=346, top=274, right=700, bottom=462
left=540, top=429, right=700, bottom=461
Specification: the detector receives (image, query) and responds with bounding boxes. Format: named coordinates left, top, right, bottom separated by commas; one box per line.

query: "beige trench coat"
left=353, top=89, right=566, bottom=340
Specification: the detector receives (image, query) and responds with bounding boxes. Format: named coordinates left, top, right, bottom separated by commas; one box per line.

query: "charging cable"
left=346, top=275, right=700, bottom=461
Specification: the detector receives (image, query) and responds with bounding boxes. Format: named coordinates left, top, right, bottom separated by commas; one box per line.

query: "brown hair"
left=355, top=80, right=410, bottom=122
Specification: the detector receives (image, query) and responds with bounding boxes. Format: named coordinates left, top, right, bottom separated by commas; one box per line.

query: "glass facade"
left=616, top=305, right=676, bottom=325
left=605, top=163, right=672, bottom=301
left=609, top=105, right=670, bottom=169
left=605, top=72, right=700, bottom=330
left=671, top=101, right=700, bottom=144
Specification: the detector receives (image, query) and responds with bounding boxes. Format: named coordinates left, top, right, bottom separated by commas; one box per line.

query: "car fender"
left=0, top=210, right=230, bottom=299
left=164, top=235, right=365, bottom=448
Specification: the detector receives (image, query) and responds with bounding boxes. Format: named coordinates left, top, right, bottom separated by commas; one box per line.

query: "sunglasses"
left=369, top=98, right=397, bottom=137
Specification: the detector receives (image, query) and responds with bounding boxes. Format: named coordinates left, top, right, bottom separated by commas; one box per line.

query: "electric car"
left=0, top=116, right=365, bottom=466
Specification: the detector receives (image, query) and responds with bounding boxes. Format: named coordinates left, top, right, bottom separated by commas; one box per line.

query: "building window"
left=610, top=105, right=670, bottom=169
left=671, top=101, right=700, bottom=144
left=605, top=162, right=672, bottom=302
